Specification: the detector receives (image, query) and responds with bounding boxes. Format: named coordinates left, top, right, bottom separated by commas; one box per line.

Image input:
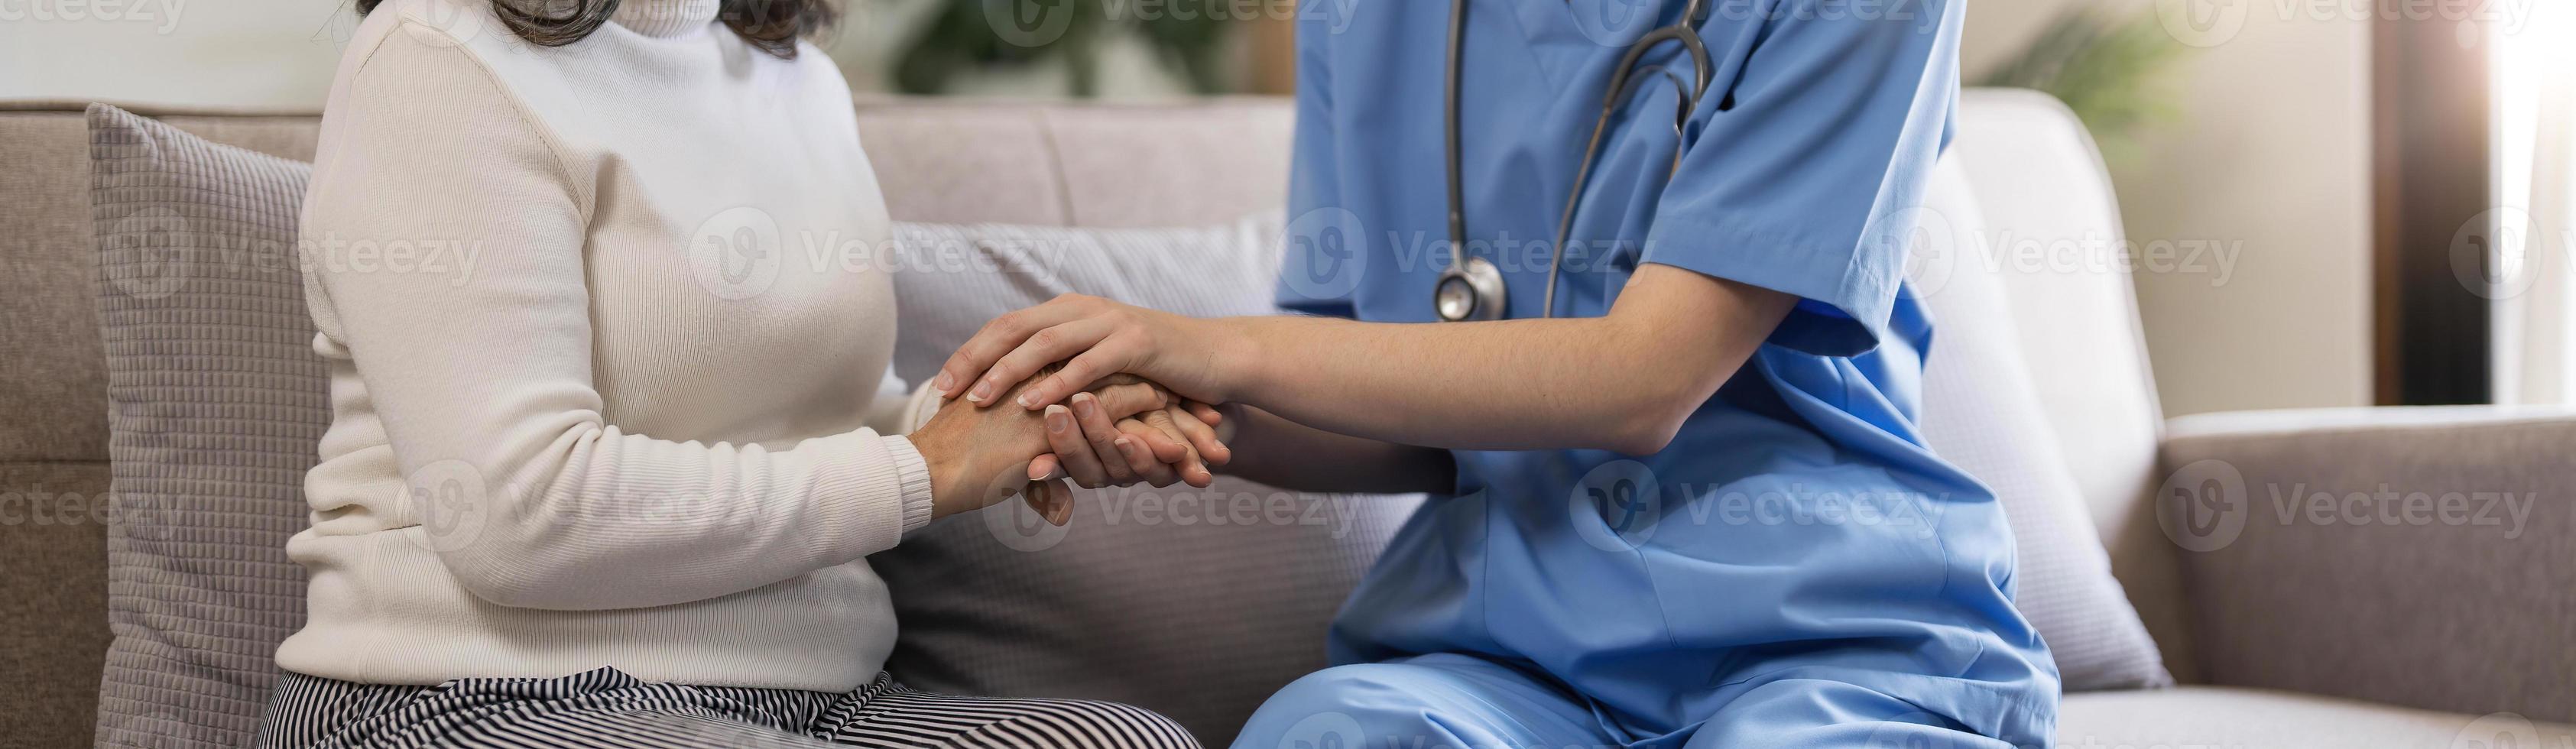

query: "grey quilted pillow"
left=85, top=104, right=322, bottom=747
left=874, top=217, right=1423, bottom=747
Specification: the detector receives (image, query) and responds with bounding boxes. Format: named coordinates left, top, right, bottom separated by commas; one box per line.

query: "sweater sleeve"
left=301, top=25, right=933, bottom=611
left=864, top=371, right=947, bottom=437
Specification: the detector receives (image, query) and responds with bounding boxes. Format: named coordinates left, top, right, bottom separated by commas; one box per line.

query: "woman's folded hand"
left=1028, top=391, right=1228, bottom=490
left=908, top=371, right=1226, bottom=527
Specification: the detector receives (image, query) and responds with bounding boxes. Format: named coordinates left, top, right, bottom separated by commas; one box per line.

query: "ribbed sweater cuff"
left=804, top=430, right=930, bottom=559
left=881, top=435, right=938, bottom=536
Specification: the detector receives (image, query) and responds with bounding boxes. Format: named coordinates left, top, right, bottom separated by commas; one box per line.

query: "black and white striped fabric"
left=255, top=667, right=1200, bottom=749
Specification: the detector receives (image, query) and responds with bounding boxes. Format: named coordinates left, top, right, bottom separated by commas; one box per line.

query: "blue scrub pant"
left=1234, top=653, right=2014, bottom=749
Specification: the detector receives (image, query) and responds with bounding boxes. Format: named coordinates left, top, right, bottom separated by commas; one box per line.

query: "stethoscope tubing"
left=1444, top=0, right=1718, bottom=319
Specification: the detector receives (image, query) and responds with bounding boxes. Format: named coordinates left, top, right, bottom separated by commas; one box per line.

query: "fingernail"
left=1071, top=392, right=1096, bottom=419
left=966, top=380, right=994, bottom=403
left=1045, top=406, right=1072, bottom=433
left=931, top=372, right=955, bottom=392
left=1017, top=391, right=1038, bottom=408
left=1114, top=437, right=1138, bottom=458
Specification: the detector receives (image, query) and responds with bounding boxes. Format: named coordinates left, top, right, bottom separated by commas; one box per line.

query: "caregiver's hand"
left=930, top=294, right=1235, bottom=410
left=930, top=267, right=1797, bottom=457
left=1027, top=397, right=1228, bottom=489
left=909, top=374, right=1191, bottom=525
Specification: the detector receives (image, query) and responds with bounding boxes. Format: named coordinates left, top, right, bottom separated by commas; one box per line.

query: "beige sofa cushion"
left=2062, top=686, right=2576, bottom=748
left=851, top=97, right=1294, bottom=229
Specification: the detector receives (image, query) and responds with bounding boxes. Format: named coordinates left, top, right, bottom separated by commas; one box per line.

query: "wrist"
left=910, top=420, right=978, bottom=520
left=1207, top=316, right=1264, bottom=405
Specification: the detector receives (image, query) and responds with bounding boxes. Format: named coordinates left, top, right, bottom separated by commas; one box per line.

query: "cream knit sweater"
left=277, top=0, right=941, bottom=691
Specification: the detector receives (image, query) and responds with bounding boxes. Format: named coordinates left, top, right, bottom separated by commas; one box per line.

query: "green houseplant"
left=892, top=0, right=1238, bottom=96
left=1977, top=6, right=2195, bottom=161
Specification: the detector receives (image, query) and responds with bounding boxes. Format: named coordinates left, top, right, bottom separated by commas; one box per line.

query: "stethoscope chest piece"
left=1435, top=255, right=1508, bottom=322
left=1436, top=0, right=1714, bottom=323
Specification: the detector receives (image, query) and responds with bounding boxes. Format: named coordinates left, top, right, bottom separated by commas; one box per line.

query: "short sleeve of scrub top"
left=1644, top=2, right=1961, bottom=357
left=1275, top=11, right=1359, bottom=320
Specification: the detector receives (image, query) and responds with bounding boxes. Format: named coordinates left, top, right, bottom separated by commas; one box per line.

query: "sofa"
left=4, top=92, right=2571, bottom=748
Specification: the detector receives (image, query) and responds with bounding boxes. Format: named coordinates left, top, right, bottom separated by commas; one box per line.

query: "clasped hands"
left=908, top=365, right=1228, bottom=527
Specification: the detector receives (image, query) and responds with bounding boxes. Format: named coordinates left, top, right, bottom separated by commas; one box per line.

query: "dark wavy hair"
left=355, top=0, right=836, bottom=59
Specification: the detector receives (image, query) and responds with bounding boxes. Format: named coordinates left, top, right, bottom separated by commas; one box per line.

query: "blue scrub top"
left=1276, top=0, right=2058, bottom=744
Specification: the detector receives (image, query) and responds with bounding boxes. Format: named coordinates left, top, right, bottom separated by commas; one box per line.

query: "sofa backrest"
left=0, top=95, right=1299, bottom=507
left=0, top=92, right=2180, bottom=746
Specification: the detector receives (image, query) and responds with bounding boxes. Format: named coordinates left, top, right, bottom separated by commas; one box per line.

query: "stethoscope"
left=1433, top=0, right=1718, bottom=322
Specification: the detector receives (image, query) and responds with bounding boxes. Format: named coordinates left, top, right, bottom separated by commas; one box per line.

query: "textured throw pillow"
left=86, top=104, right=323, bottom=747
left=1909, top=157, right=2173, bottom=690
left=874, top=216, right=1423, bottom=747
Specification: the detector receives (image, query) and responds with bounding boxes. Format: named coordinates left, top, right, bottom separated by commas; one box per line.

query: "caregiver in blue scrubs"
left=928, top=0, right=2059, bottom=745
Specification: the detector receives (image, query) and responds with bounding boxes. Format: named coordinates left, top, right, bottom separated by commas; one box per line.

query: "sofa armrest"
left=2156, top=406, right=2576, bottom=723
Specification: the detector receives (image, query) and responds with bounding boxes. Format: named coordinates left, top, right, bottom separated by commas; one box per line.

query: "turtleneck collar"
left=611, top=0, right=719, bottom=37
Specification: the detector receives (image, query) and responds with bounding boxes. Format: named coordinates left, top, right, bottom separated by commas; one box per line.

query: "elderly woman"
left=258, top=0, right=1212, bottom=746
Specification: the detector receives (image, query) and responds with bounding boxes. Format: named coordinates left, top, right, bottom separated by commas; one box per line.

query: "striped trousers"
left=254, top=667, right=1201, bottom=749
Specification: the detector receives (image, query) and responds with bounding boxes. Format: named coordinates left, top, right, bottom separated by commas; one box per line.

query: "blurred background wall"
left=0, top=0, right=2388, bottom=417
left=0, top=0, right=345, bottom=109
left=1965, top=0, right=2374, bottom=416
